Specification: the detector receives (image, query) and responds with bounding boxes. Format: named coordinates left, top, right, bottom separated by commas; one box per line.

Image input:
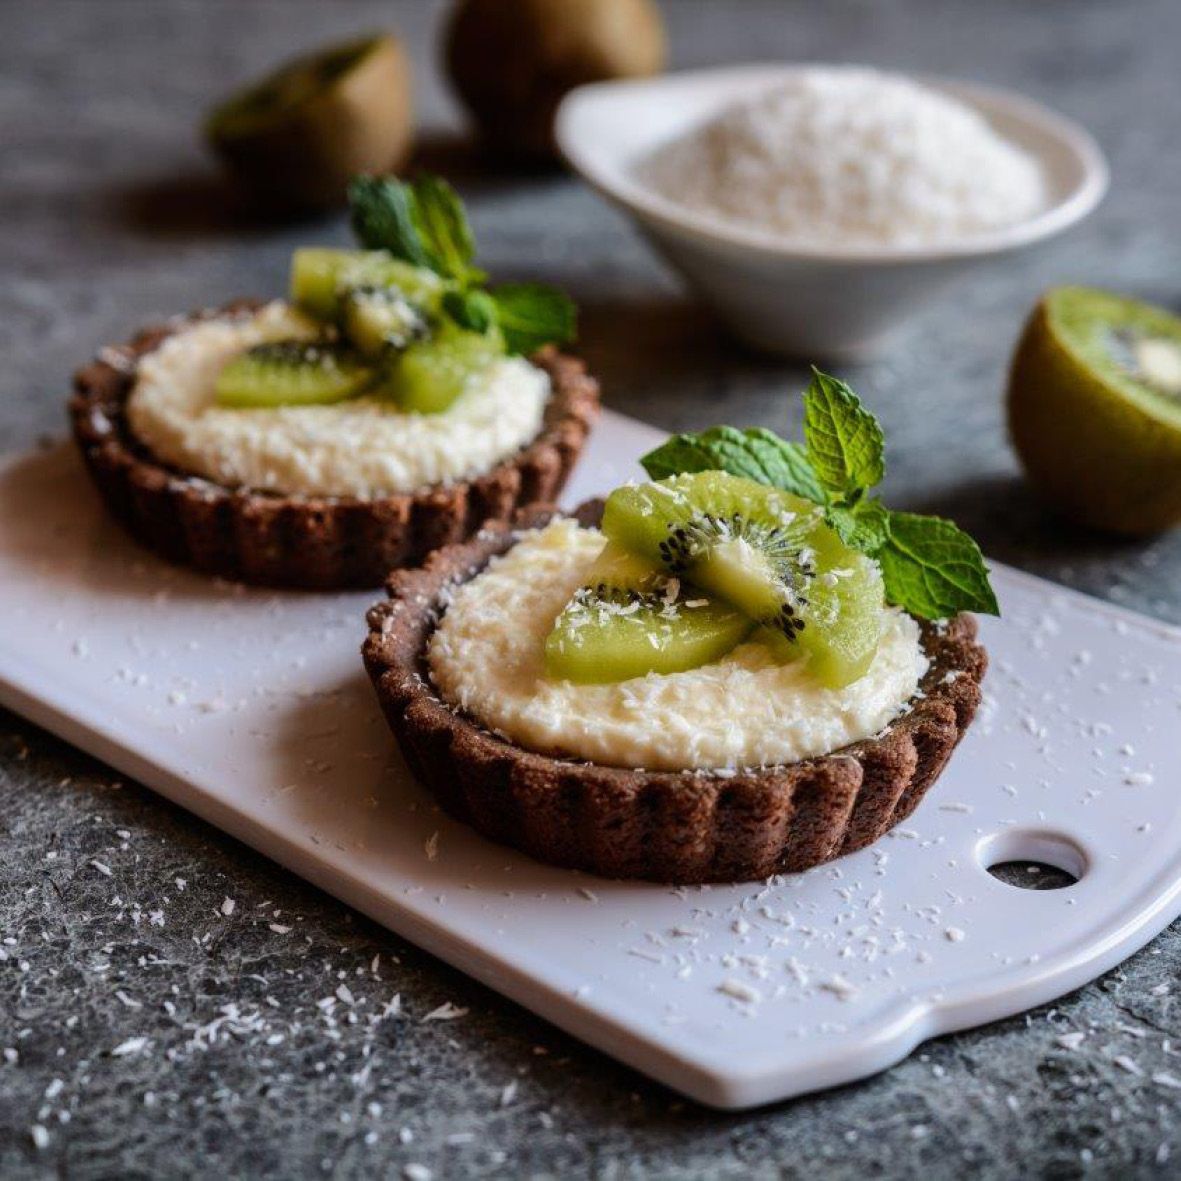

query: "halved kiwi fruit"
left=205, top=34, right=413, bottom=212
left=339, top=286, right=429, bottom=357
left=290, top=248, right=446, bottom=321
left=377, top=322, right=505, bottom=414
left=1008, top=287, right=1181, bottom=535
left=544, top=541, right=753, bottom=683
left=601, top=473, right=885, bottom=688
left=214, top=341, right=374, bottom=408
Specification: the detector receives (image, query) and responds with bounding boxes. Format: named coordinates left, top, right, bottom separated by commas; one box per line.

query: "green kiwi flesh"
left=1050, top=287, right=1181, bottom=416
left=214, top=341, right=374, bottom=408
left=207, top=38, right=379, bottom=140
left=758, top=527, right=887, bottom=688
left=339, top=286, right=429, bottom=357
left=377, top=322, right=505, bottom=414
left=544, top=541, right=754, bottom=683
left=601, top=472, right=885, bottom=688
left=290, top=248, right=446, bottom=321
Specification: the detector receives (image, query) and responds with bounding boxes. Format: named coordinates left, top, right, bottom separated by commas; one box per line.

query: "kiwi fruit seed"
left=601, top=472, right=886, bottom=688
left=1008, top=286, right=1181, bottom=536
left=206, top=34, right=413, bottom=212
left=544, top=540, right=754, bottom=683
left=445, top=0, right=666, bottom=161
left=215, top=341, right=374, bottom=408
left=377, top=321, right=505, bottom=414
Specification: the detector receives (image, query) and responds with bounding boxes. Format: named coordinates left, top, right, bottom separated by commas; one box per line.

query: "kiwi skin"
left=1008, top=289, right=1181, bottom=536
left=206, top=34, right=413, bottom=213
left=445, top=0, right=665, bottom=161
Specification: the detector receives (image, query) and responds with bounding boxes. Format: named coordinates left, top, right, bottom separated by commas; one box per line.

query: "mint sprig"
left=348, top=175, right=434, bottom=272
left=638, top=372, right=999, bottom=620
left=347, top=173, right=575, bottom=355
left=639, top=426, right=825, bottom=502
left=348, top=174, right=484, bottom=285
left=408, top=174, right=483, bottom=286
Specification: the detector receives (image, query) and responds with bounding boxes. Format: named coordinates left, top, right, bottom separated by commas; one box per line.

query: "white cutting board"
left=2, top=411, right=1180, bottom=1110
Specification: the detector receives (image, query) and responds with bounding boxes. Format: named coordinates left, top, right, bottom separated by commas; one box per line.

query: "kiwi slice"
left=205, top=34, right=414, bottom=212
left=544, top=541, right=753, bottom=683
left=291, top=248, right=446, bottom=321
left=377, top=322, right=505, bottom=414
left=214, top=341, right=374, bottom=408
left=1008, top=287, right=1181, bottom=535
left=601, top=472, right=885, bottom=688
left=339, top=286, right=429, bottom=357
left=755, top=526, right=888, bottom=687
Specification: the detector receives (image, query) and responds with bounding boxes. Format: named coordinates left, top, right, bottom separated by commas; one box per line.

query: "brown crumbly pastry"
left=69, top=302, right=600, bottom=589
left=362, top=502, right=988, bottom=884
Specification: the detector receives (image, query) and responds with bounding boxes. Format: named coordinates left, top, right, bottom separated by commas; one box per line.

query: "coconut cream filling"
left=427, top=519, right=929, bottom=772
left=125, top=302, right=551, bottom=498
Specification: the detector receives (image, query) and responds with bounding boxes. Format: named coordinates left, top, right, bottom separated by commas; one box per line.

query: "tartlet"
left=362, top=502, right=987, bottom=884
left=69, top=302, right=598, bottom=589
left=70, top=172, right=596, bottom=589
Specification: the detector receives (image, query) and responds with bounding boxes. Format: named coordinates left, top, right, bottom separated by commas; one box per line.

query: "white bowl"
left=555, top=65, right=1109, bottom=360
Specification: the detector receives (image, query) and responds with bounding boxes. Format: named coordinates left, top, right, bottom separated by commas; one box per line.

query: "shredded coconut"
left=717, top=979, right=762, bottom=1004
left=638, top=67, right=1047, bottom=247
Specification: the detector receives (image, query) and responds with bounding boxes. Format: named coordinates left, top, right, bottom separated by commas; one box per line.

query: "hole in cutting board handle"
left=976, top=829, right=1087, bottom=890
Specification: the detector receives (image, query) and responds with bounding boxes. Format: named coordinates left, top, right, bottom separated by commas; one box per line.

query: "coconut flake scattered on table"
left=637, top=66, right=1047, bottom=247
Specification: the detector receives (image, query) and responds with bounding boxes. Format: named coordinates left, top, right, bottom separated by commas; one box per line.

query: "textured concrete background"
left=2, top=1, right=1181, bottom=1176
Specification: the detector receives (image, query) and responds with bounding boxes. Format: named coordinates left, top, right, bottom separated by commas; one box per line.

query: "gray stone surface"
left=2, top=0, right=1180, bottom=1176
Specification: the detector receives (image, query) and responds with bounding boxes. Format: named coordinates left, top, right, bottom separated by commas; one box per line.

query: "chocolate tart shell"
left=362, top=503, right=988, bottom=884
left=69, top=302, right=600, bottom=589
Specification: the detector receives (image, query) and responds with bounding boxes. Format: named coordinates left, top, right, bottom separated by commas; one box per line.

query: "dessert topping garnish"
left=214, top=173, right=576, bottom=412
left=348, top=173, right=576, bottom=355
left=640, top=370, right=999, bottom=621
left=544, top=373, right=997, bottom=687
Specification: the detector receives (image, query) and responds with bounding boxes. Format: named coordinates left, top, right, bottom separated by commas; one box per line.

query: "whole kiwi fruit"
left=206, top=33, right=413, bottom=212
left=445, top=0, right=666, bottom=161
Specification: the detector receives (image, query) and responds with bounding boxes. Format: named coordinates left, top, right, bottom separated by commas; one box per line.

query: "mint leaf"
left=348, top=175, right=578, bottom=348
left=640, top=427, right=825, bottom=501
left=443, top=288, right=497, bottom=334
left=349, top=174, right=485, bottom=285
left=877, top=511, right=999, bottom=618
left=409, top=175, right=483, bottom=286
left=827, top=498, right=890, bottom=552
left=489, top=283, right=576, bottom=355
left=348, top=175, right=433, bottom=269
left=803, top=370, right=885, bottom=499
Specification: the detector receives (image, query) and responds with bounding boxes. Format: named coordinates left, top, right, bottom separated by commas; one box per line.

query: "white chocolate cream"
left=126, top=302, right=550, bottom=498
left=428, top=519, right=929, bottom=772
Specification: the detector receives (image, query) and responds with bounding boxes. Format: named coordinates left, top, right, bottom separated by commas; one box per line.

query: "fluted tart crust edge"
left=69, top=301, right=600, bottom=589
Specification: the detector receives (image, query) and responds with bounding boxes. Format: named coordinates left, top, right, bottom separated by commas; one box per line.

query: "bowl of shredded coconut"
left=556, top=64, right=1107, bottom=358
